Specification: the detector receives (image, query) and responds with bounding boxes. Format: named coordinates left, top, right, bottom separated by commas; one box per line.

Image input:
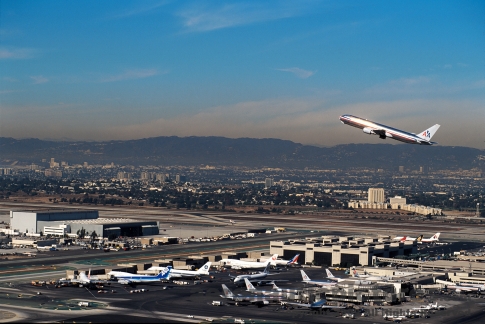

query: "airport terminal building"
left=270, top=235, right=417, bottom=267
left=10, top=209, right=159, bottom=238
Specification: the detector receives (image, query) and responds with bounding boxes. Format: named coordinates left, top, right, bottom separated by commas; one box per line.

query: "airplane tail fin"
left=221, top=284, right=233, bottom=298
left=416, top=124, right=440, bottom=141
left=88, top=268, right=91, bottom=280
left=417, top=235, right=423, bottom=242
left=352, top=269, right=359, bottom=277
left=79, top=270, right=90, bottom=283
left=157, top=266, right=172, bottom=279
left=244, top=278, right=256, bottom=291
left=301, top=270, right=311, bottom=281
left=272, top=283, right=279, bottom=290
left=432, top=233, right=440, bottom=241
left=263, top=262, right=271, bottom=274
left=197, top=262, right=211, bottom=275
left=287, top=254, right=299, bottom=265
left=325, top=269, right=335, bottom=278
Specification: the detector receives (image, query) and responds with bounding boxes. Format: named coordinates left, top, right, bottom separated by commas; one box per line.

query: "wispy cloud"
left=389, top=76, right=431, bottom=86
left=276, top=67, right=316, bottom=79
left=0, top=46, right=36, bottom=59
left=178, top=2, right=309, bottom=32
left=2, top=77, right=18, bottom=82
left=30, top=75, right=49, bottom=84
left=99, top=69, right=160, bottom=82
left=107, top=1, right=168, bottom=19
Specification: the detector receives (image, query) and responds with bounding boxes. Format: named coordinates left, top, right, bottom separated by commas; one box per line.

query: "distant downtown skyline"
left=1, top=1, right=484, bottom=148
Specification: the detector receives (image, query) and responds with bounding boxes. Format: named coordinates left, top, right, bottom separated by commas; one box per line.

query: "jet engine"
left=362, top=127, right=375, bottom=135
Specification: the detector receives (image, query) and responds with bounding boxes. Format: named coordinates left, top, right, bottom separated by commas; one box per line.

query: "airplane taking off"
left=418, top=233, right=441, bottom=244
left=220, top=254, right=276, bottom=270
left=339, top=114, right=440, bottom=145
left=108, top=267, right=171, bottom=285
left=147, top=262, right=211, bottom=278
left=260, top=254, right=300, bottom=267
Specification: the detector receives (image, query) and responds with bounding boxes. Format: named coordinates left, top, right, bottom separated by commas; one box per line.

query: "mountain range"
left=1, top=136, right=484, bottom=170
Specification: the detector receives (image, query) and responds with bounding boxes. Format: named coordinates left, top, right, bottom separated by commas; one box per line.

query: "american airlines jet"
left=339, top=115, right=440, bottom=145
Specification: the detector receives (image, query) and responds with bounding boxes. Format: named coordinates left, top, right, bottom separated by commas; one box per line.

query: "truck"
left=212, top=300, right=223, bottom=306
left=78, top=301, right=91, bottom=307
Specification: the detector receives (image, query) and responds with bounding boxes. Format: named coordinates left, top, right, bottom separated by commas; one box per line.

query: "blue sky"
left=1, top=0, right=484, bottom=148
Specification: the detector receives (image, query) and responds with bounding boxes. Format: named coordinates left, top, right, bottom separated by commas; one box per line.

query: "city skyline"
left=1, top=1, right=484, bottom=148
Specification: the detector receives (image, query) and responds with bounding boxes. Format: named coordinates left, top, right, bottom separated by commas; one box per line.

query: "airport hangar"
left=9, top=209, right=159, bottom=238
left=270, top=235, right=418, bottom=267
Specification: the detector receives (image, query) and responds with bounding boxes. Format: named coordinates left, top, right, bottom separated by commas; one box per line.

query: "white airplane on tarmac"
left=220, top=284, right=284, bottom=307
left=231, top=262, right=287, bottom=286
left=108, top=267, right=171, bottom=285
left=418, top=233, right=441, bottom=244
left=300, top=270, right=337, bottom=287
left=147, top=262, right=211, bottom=278
left=339, top=114, right=440, bottom=145
left=351, top=269, right=391, bottom=281
left=326, top=269, right=373, bottom=285
left=260, top=254, right=300, bottom=267
left=220, top=254, right=277, bottom=270
left=392, top=234, right=423, bottom=242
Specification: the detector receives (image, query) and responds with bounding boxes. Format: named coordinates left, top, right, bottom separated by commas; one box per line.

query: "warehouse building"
left=270, top=235, right=417, bottom=267
left=9, top=209, right=159, bottom=238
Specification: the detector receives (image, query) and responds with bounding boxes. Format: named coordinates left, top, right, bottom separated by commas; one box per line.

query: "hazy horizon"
left=1, top=1, right=484, bottom=148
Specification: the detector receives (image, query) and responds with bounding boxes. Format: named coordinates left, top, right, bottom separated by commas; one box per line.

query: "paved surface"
left=0, top=267, right=484, bottom=323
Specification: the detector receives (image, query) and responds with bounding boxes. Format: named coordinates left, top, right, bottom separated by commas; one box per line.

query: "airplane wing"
left=286, top=302, right=312, bottom=308
left=247, top=279, right=288, bottom=285
left=372, top=129, right=386, bottom=137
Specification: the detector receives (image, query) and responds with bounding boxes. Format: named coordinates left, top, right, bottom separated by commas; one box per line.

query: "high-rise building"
left=265, top=178, right=274, bottom=188
left=368, top=188, right=385, bottom=203
left=175, top=174, right=186, bottom=183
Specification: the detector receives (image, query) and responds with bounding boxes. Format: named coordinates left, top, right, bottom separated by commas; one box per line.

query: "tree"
left=76, top=227, right=86, bottom=239
left=90, top=231, right=98, bottom=246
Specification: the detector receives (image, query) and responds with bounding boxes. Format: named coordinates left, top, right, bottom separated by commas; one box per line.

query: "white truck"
left=78, top=301, right=91, bottom=307
left=212, top=300, right=223, bottom=306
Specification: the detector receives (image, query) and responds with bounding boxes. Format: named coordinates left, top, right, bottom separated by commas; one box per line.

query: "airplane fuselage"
left=339, top=115, right=438, bottom=145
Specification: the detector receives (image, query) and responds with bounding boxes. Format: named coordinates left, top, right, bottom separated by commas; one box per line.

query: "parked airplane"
left=231, top=262, right=286, bottom=286
left=412, top=302, right=442, bottom=311
left=260, top=254, right=300, bottom=267
left=147, top=262, right=211, bottom=278
left=301, top=270, right=337, bottom=287
left=443, top=284, right=481, bottom=294
left=243, top=278, right=292, bottom=296
left=58, top=269, right=109, bottom=288
left=351, top=269, right=390, bottom=281
left=108, top=267, right=172, bottom=285
left=220, top=284, right=284, bottom=307
left=286, top=299, right=346, bottom=310
left=418, top=233, right=441, bottom=244
left=392, top=235, right=423, bottom=242
left=326, top=269, right=372, bottom=285
left=339, top=114, right=440, bottom=145
left=272, top=283, right=301, bottom=294
left=221, top=254, right=277, bottom=270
